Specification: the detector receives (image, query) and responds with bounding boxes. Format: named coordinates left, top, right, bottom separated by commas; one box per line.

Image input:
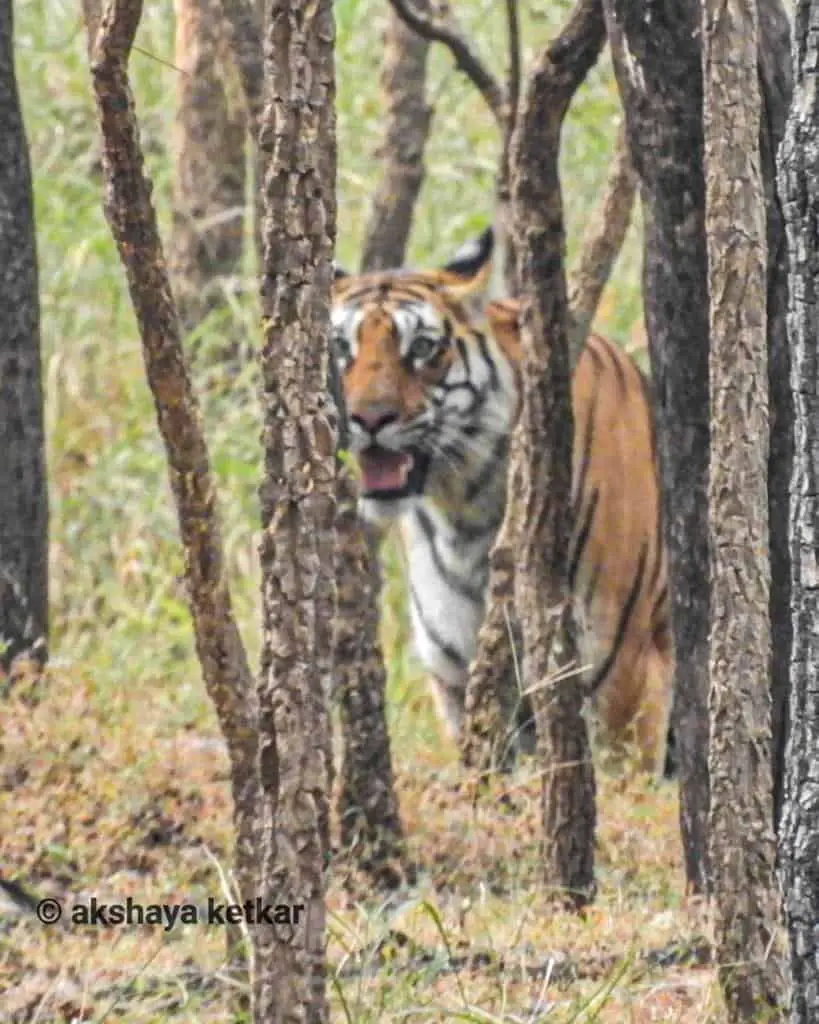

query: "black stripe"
left=455, top=337, right=471, bottom=375
left=592, top=334, right=628, bottom=397
left=568, top=487, right=599, bottom=591
left=571, top=345, right=603, bottom=515
left=450, top=506, right=505, bottom=546
left=587, top=541, right=649, bottom=695
left=414, top=508, right=486, bottom=605
left=650, top=583, right=669, bottom=633
left=584, top=560, right=602, bottom=611
left=475, top=331, right=501, bottom=390
left=645, top=493, right=666, bottom=601
left=464, top=433, right=509, bottom=504
left=410, top=586, right=468, bottom=670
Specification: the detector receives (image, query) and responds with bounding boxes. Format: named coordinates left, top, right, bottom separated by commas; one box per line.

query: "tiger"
left=331, top=228, right=674, bottom=776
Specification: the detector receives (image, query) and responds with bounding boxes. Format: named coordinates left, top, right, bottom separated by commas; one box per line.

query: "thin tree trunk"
left=758, top=0, right=794, bottom=834
left=511, top=0, right=605, bottom=908
left=603, top=0, right=712, bottom=895
left=332, top=358, right=406, bottom=886
left=0, top=0, right=48, bottom=676
left=170, top=0, right=247, bottom=344
left=360, top=2, right=433, bottom=272
left=778, top=3, right=819, bottom=1018
left=221, top=0, right=405, bottom=889
left=339, top=0, right=424, bottom=881
left=703, top=0, right=786, bottom=1014
left=255, top=0, right=336, bottom=1017
left=87, top=3, right=258, bottom=1013
left=461, top=109, right=635, bottom=777
left=566, top=122, right=636, bottom=356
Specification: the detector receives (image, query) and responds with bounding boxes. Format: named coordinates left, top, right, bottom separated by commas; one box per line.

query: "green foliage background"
left=16, top=0, right=642, bottom=746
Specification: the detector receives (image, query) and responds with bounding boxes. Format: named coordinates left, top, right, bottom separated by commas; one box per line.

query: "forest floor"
left=1, top=0, right=724, bottom=1019
left=2, top=662, right=719, bottom=1023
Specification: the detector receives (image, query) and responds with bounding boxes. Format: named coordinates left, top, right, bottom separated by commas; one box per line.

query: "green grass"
left=0, top=1, right=719, bottom=1021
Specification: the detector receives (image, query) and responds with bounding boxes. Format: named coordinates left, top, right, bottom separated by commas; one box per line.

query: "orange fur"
left=488, top=299, right=673, bottom=774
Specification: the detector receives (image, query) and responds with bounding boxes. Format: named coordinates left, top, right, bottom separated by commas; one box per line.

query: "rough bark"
left=461, top=114, right=635, bottom=778
left=603, top=0, right=712, bottom=895
left=334, top=468, right=407, bottom=887
left=170, top=0, right=247, bottom=343
left=360, top=2, right=432, bottom=272
left=0, top=0, right=48, bottom=676
left=220, top=0, right=405, bottom=890
left=566, top=122, right=636, bottom=356
left=703, top=0, right=786, bottom=1015
left=255, top=1, right=336, bottom=1018
left=331, top=361, right=406, bottom=887
left=345, top=0, right=428, bottom=882
left=758, top=0, right=794, bottom=834
left=778, top=3, right=819, bottom=1019
left=511, top=0, right=605, bottom=908
left=87, top=0, right=258, bottom=1008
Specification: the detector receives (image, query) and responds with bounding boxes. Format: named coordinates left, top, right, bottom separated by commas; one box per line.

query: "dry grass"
left=0, top=0, right=724, bottom=1020
left=2, top=664, right=719, bottom=1022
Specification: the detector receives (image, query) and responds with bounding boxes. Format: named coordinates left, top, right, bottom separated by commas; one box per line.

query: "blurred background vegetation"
left=2, top=5, right=708, bottom=1019
left=17, top=0, right=642, bottom=752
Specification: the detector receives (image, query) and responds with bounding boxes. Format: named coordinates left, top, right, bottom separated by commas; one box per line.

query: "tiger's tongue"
left=358, top=450, right=411, bottom=492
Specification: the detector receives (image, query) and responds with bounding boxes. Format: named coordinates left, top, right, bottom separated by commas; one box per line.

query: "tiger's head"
left=331, top=229, right=521, bottom=524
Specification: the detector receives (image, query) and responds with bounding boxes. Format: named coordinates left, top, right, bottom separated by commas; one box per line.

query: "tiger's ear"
left=333, top=264, right=350, bottom=282
left=486, top=297, right=522, bottom=360
left=438, top=227, right=494, bottom=306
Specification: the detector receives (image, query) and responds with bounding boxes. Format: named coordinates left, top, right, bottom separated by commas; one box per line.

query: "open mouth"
left=356, top=447, right=430, bottom=500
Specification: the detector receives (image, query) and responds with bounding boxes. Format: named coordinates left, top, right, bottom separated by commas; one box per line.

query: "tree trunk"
left=758, top=0, right=793, bottom=834
left=566, top=122, right=636, bottom=356
left=0, top=0, right=48, bottom=676
left=462, top=93, right=636, bottom=779
left=511, top=0, right=605, bottom=908
left=360, top=2, right=433, bottom=273
left=602, top=0, right=712, bottom=895
left=778, top=3, right=819, bottom=1018
left=255, top=0, right=336, bottom=1018
left=702, top=0, right=786, bottom=1015
left=332, top=359, right=406, bottom=887
left=170, top=0, right=247, bottom=347
left=88, top=1, right=258, bottom=1014
left=333, top=0, right=422, bottom=884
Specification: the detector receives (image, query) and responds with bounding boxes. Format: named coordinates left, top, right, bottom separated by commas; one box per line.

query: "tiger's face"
left=331, top=229, right=517, bottom=523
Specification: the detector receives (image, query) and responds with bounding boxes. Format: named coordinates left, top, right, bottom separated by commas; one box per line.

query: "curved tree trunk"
left=511, top=0, right=605, bottom=908
left=88, top=3, right=258, bottom=1016
left=0, top=0, right=48, bottom=676
left=778, top=3, right=819, bottom=1019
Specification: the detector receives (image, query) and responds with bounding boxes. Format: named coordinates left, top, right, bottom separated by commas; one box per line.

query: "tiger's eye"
left=333, top=333, right=352, bottom=365
left=411, top=335, right=439, bottom=363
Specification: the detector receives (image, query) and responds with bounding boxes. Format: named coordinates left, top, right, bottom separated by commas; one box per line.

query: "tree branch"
left=567, top=121, right=637, bottom=356
left=88, top=0, right=257, bottom=908
left=505, top=0, right=521, bottom=134
left=386, top=0, right=507, bottom=127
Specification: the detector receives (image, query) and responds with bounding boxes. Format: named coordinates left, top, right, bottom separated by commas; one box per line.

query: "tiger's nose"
left=350, top=406, right=400, bottom=435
